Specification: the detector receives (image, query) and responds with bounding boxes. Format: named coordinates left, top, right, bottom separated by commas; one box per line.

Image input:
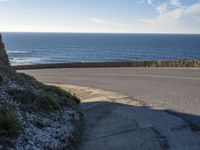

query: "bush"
left=34, top=92, right=60, bottom=112
left=19, top=73, right=81, bottom=104
left=8, top=73, right=80, bottom=113
left=44, top=85, right=80, bottom=104
left=19, top=73, right=36, bottom=82
left=8, top=90, right=36, bottom=105
left=8, top=89, right=59, bottom=112
left=0, top=107, right=21, bottom=137
left=9, top=87, right=80, bottom=113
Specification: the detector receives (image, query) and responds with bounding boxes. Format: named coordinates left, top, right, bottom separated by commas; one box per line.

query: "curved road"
left=19, top=67, right=200, bottom=121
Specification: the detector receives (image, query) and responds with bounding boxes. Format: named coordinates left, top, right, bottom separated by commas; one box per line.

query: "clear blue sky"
left=0, top=0, right=200, bottom=33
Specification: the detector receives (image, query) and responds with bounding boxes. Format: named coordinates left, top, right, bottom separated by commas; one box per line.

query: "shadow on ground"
left=79, top=101, right=200, bottom=150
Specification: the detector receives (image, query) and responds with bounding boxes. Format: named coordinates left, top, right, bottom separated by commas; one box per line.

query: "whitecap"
left=10, top=57, right=43, bottom=65
left=7, top=50, right=30, bottom=54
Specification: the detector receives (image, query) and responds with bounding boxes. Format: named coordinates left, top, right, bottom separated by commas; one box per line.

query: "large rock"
left=0, top=33, right=9, bottom=65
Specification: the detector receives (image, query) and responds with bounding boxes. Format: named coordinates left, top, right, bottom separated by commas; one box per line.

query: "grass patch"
left=0, top=107, right=21, bottom=137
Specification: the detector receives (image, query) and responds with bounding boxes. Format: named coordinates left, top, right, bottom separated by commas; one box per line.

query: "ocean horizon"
left=2, top=32, right=200, bottom=65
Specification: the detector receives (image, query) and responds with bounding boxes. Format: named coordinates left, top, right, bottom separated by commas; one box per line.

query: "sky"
left=0, top=0, right=200, bottom=33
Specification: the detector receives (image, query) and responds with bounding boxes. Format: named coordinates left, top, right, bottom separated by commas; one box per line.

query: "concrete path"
left=54, top=84, right=200, bottom=150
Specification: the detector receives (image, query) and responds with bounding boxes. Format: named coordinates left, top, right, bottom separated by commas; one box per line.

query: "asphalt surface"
left=54, top=84, right=200, bottom=150
left=19, top=67, right=200, bottom=116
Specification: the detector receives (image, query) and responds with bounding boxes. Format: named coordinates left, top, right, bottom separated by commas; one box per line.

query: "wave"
left=10, top=57, right=43, bottom=65
left=7, top=50, right=30, bottom=54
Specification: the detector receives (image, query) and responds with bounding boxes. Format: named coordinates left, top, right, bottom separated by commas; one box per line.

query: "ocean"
left=2, top=33, right=200, bottom=65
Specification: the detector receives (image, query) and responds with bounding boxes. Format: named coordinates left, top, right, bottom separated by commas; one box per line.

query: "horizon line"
left=1, top=31, right=200, bottom=35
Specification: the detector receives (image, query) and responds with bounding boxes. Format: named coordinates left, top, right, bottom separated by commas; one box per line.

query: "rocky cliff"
left=0, top=34, right=9, bottom=65
left=0, top=34, right=83, bottom=150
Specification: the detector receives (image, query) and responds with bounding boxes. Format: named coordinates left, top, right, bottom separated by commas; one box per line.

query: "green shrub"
left=8, top=90, right=36, bottom=105
left=0, top=107, right=21, bottom=137
left=34, top=92, right=60, bottom=112
left=8, top=73, right=80, bottom=113
left=8, top=90, right=59, bottom=112
left=19, top=73, right=36, bottom=82
left=8, top=87, right=80, bottom=113
left=17, top=73, right=42, bottom=88
left=44, top=85, right=80, bottom=104
left=19, top=73, right=80, bottom=104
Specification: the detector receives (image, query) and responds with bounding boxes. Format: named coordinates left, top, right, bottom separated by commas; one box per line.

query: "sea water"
left=2, top=33, right=200, bottom=65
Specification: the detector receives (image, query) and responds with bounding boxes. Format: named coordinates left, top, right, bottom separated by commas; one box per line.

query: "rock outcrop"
left=0, top=34, right=83, bottom=150
left=0, top=34, right=9, bottom=65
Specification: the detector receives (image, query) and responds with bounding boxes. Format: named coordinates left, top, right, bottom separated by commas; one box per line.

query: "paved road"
left=56, top=84, right=200, bottom=150
left=19, top=67, right=200, bottom=116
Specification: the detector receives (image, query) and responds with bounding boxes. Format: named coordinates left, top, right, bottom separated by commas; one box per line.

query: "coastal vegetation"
left=0, top=107, right=21, bottom=137
left=8, top=73, right=80, bottom=113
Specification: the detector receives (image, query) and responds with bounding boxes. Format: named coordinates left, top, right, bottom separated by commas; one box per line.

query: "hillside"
left=0, top=34, right=83, bottom=150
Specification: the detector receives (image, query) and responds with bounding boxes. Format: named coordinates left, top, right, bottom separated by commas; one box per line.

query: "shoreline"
left=13, top=60, right=200, bottom=70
